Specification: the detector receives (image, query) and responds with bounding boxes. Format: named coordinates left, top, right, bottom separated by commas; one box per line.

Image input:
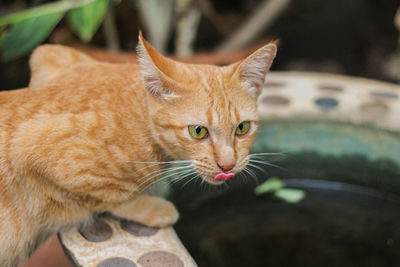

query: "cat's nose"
left=217, top=162, right=235, bottom=172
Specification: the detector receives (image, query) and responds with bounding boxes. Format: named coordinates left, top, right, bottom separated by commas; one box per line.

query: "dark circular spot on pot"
left=264, top=81, right=286, bottom=88
left=315, top=97, right=338, bottom=110
left=79, top=218, right=113, bottom=242
left=97, top=257, right=136, bottom=267
left=370, top=91, right=398, bottom=100
left=120, top=219, right=158, bottom=237
left=137, top=251, right=184, bottom=267
left=262, top=95, right=290, bottom=106
left=318, top=84, right=344, bottom=92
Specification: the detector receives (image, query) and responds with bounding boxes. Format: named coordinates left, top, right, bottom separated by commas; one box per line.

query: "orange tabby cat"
left=0, top=32, right=276, bottom=266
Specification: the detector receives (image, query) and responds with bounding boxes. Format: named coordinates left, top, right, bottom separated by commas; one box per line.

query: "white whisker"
left=169, top=169, right=196, bottom=185
left=139, top=167, right=194, bottom=191
left=181, top=173, right=200, bottom=188
left=246, top=162, right=268, bottom=176
left=128, top=160, right=191, bottom=165
left=137, top=165, right=193, bottom=187
left=128, top=159, right=191, bottom=175
left=248, top=159, right=286, bottom=171
left=249, top=152, right=284, bottom=157
left=245, top=166, right=259, bottom=183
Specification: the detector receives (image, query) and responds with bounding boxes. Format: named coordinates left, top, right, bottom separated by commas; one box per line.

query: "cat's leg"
left=0, top=211, right=35, bottom=267
left=110, top=194, right=179, bottom=228
left=0, top=217, right=19, bottom=267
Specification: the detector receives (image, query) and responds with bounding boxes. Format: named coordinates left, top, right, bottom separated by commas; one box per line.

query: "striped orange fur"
left=0, top=32, right=277, bottom=266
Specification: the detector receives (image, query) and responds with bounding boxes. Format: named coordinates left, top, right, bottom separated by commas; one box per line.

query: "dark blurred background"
left=0, top=0, right=399, bottom=91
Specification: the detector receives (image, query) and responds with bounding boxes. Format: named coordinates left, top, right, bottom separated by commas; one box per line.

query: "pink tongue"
left=215, top=172, right=235, bottom=181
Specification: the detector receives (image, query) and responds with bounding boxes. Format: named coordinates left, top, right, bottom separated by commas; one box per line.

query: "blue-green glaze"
left=253, top=119, right=400, bottom=166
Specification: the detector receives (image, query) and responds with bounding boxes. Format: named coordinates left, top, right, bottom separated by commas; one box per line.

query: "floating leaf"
left=0, top=12, right=63, bottom=61
left=254, top=177, right=284, bottom=195
left=67, top=0, right=109, bottom=42
left=274, top=188, right=306, bottom=203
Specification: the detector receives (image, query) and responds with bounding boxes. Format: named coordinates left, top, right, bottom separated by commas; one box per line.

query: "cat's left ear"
left=233, top=41, right=278, bottom=98
left=137, top=31, right=182, bottom=101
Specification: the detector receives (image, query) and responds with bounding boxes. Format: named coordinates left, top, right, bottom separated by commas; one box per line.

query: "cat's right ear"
left=232, top=41, right=278, bottom=98
left=137, top=31, right=182, bottom=101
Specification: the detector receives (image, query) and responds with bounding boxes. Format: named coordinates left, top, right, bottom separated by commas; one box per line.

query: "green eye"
left=235, top=121, right=250, bottom=136
left=188, top=125, right=208, bottom=139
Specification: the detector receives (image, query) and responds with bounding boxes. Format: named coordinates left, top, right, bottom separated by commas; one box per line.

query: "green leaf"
left=67, top=0, right=109, bottom=42
left=0, top=0, right=96, bottom=27
left=254, top=177, right=284, bottom=195
left=274, top=188, right=306, bottom=203
left=0, top=12, right=63, bottom=61
left=0, top=26, right=8, bottom=39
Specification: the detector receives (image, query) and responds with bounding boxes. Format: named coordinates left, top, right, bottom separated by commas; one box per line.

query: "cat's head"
left=137, top=32, right=277, bottom=185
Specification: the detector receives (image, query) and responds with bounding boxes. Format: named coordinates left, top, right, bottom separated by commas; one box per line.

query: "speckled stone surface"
left=59, top=213, right=197, bottom=267
left=137, top=251, right=184, bottom=267
left=79, top=219, right=113, bottom=243
left=259, top=72, right=400, bottom=131
left=119, top=219, right=158, bottom=237
left=97, top=257, right=137, bottom=267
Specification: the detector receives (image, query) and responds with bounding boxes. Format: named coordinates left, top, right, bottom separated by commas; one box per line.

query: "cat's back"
left=0, top=46, right=151, bottom=175
left=0, top=45, right=155, bottom=193
left=0, top=45, right=146, bottom=126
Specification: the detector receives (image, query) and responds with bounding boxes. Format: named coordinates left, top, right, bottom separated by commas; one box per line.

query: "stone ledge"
left=59, top=213, right=197, bottom=267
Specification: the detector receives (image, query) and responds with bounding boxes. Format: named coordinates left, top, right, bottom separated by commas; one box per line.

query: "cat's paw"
left=111, top=196, right=179, bottom=228
left=142, top=199, right=179, bottom=228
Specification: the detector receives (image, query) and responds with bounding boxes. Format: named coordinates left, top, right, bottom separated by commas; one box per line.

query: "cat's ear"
left=29, top=45, right=94, bottom=87
left=233, top=41, right=278, bottom=98
left=137, top=31, right=182, bottom=101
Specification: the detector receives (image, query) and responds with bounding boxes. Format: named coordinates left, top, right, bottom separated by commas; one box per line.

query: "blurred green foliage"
left=67, top=0, right=108, bottom=42
left=0, top=0, right=110, bottom=61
